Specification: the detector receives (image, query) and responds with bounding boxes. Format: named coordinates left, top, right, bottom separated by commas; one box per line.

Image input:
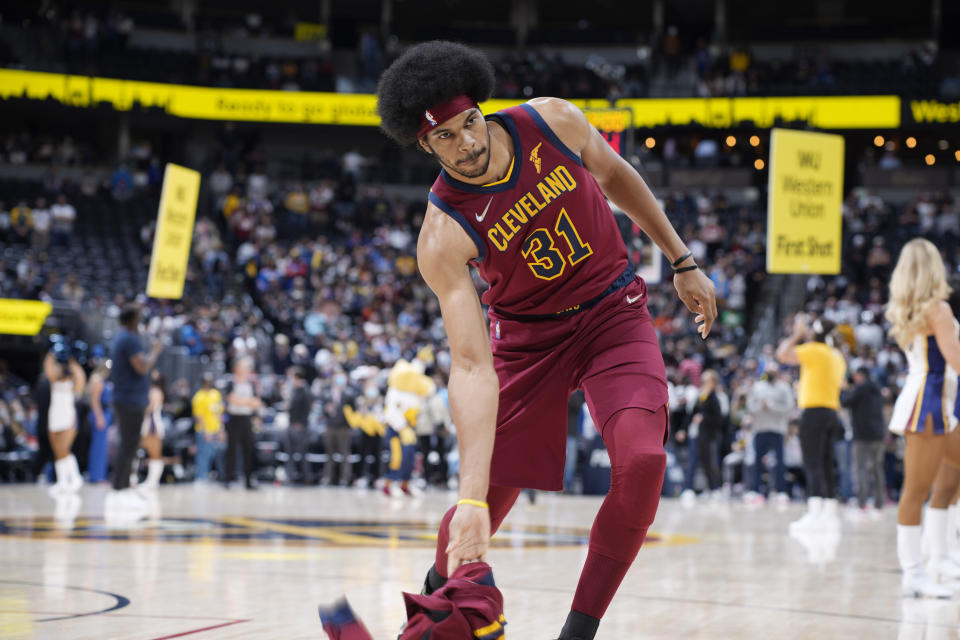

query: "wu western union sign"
left=146, top=163, right=201, bottom=300
left=0, top=69, right=900, bottom=129
left=766, top=129, right=844, bottom=275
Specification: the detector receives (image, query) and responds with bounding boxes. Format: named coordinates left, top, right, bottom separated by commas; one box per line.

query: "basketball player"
left=885, top=238, right=960, bottom=597
left=376, top=41, right=717, bottom=639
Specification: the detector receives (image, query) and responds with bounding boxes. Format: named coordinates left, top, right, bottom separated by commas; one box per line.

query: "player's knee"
left=620, top=446, right=666, bottom=482
left=612, top=447, right=665, bottom=525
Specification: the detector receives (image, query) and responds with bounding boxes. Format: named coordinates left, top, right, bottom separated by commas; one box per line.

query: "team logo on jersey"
left=529, top=141, right=543, bottom=174
left=424, top=110, right=437, bottom=126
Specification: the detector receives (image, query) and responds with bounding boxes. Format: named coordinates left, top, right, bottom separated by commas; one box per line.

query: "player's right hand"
left=674, top=268, right=717, bottom=339
left=446, top=502, right=491, bottom=577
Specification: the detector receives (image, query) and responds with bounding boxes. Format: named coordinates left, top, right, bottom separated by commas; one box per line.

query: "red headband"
left=417, top=94, right=480, bottom=139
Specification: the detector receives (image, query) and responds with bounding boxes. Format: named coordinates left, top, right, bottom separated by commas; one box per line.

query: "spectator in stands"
left=0, top=201, right=9, bottom=243
left=110, top=163, right=134, bottom=201
left=50, top=194, right=76, bottom=248
left=10, top=200, right=32, bottom=245
left=842, top=366, right=887, bottom=516
left=108, top=304, right=163, bottom=509
left=285, top=366, right=314, bottom=485
left=744, top=369, right=794, bottom=505
left=225, top=356, right=261, bottom=489
left=284, top=184, right=310, bottom=233
left=192, top=373, right=224, bottom=482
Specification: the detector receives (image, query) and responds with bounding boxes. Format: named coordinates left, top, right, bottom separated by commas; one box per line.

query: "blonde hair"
left=885, top=238, right=952, bottom=348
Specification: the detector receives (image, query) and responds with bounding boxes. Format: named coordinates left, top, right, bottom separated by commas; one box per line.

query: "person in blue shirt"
left=108, top=304, right=162, bottom=506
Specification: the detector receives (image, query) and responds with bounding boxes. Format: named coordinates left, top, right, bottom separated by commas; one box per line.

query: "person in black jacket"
left=687, top=370, right=724, bottom=494
left=285, top=366, right=314, bottom=485
left=841, top=367, right=887, bottom=511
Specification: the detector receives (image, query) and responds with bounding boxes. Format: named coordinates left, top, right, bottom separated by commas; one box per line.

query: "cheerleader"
left=886, top=238, right=960, bottom=598
left=44, top=348, right=87, bottom=495
left=134, top=370, right=166, bottom=490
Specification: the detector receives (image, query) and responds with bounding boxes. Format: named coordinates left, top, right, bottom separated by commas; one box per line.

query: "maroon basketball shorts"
left=487, top=275, right=668, bottom=490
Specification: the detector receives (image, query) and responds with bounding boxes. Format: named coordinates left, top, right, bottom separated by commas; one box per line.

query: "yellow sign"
left=767, top=129, right=844, bottom=274
left=294, top=22, right=327, bottom=42
left=907, top=99, right=960, bottom=124
left=0, top=69, right=901, bottom=129
left=583, top=108, right=633, bottom=133
left=146, top=164, right=201, bottom=299
left=0, top=299, right=53, bottom=335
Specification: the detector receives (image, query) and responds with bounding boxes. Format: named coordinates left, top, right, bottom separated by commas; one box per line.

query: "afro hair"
left=376, top=41, right=496, bottom=146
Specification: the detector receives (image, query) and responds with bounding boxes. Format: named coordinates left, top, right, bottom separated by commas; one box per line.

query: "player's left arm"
left=526, top=97, right=717, bottom=338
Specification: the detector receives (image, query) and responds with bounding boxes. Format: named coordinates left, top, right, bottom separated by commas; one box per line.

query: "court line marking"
left=0, top=580, right=130, bottom=622
left=0, top=611, right=244, bottom=622
left=504, top=584, right=960, bottom=630
left=147, top=619, right=250, bottom=639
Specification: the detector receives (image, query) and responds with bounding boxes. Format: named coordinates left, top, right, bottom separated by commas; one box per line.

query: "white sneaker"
left=928, top=557, right=960, bottom=582
left=902, top=570, right=954, bottom=599
left=819, top=499, right=841, bottom=533
left=105, top=488, right=147, bottom=511
left=47, top=482, right=70, bottom=498
left=680, top=489, right=696, bottom=507
left=790, top=497, right=823, bottom=534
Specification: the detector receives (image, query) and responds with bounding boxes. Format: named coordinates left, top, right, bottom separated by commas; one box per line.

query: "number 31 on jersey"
left=521, top=208, right=593, bottom=280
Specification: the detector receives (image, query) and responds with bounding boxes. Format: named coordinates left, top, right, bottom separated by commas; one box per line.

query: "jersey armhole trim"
left=519, top=103, right=583, bottom=167
left=428, top=191, right=487, bottom=262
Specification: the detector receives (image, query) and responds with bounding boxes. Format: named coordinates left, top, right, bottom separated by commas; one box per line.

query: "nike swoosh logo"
left=626, top=293, right=643, bottom=304
left=475, top=197, right=494, bottom=222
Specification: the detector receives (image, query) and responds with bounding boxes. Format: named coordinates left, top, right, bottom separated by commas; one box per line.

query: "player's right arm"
left=418, top=203, right=497, bottom=573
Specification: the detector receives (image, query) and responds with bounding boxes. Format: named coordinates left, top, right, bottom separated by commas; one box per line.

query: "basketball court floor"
left=0, top=484, right=954, bottom=639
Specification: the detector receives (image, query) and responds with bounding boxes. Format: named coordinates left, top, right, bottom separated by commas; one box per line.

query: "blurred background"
left=0, top=0, right=959, bottom=505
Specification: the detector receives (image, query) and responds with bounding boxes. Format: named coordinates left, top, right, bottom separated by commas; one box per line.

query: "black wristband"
left=671, top=251, right=693, bottom=269
left=675, top=264, right=699, bottom=273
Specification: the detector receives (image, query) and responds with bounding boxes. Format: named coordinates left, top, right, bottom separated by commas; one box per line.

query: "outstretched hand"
left=445, top=502, right=491, bottom=577
left=674, top=268, right=718, bottom=339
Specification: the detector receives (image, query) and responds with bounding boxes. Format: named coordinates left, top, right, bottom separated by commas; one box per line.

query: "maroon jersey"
left=428, top=104, right=630, bottom=317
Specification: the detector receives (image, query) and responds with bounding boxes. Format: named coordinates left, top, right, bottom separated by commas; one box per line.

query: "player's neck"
left=456, top=121, right=512, bottom=186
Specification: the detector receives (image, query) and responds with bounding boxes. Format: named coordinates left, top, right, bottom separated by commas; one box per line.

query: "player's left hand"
left=674, top=268, right=717, bottom=339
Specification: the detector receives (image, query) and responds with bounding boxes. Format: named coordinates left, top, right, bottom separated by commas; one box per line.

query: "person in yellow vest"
left=192, top=374, right=224, bottom=482
left=382, top=360, right=435, bottom=498
left=776, top=313, right=846, bottom=533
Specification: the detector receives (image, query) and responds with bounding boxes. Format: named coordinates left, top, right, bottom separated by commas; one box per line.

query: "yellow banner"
left=294, top=22, right=327, bottom=42
left=0, top=299, right=53, bottom=335
left=146, top=163, right=201, bottom=299
left=0, top=69, right=901, bottom=129
left=767, top=129, right=844, bottom=274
